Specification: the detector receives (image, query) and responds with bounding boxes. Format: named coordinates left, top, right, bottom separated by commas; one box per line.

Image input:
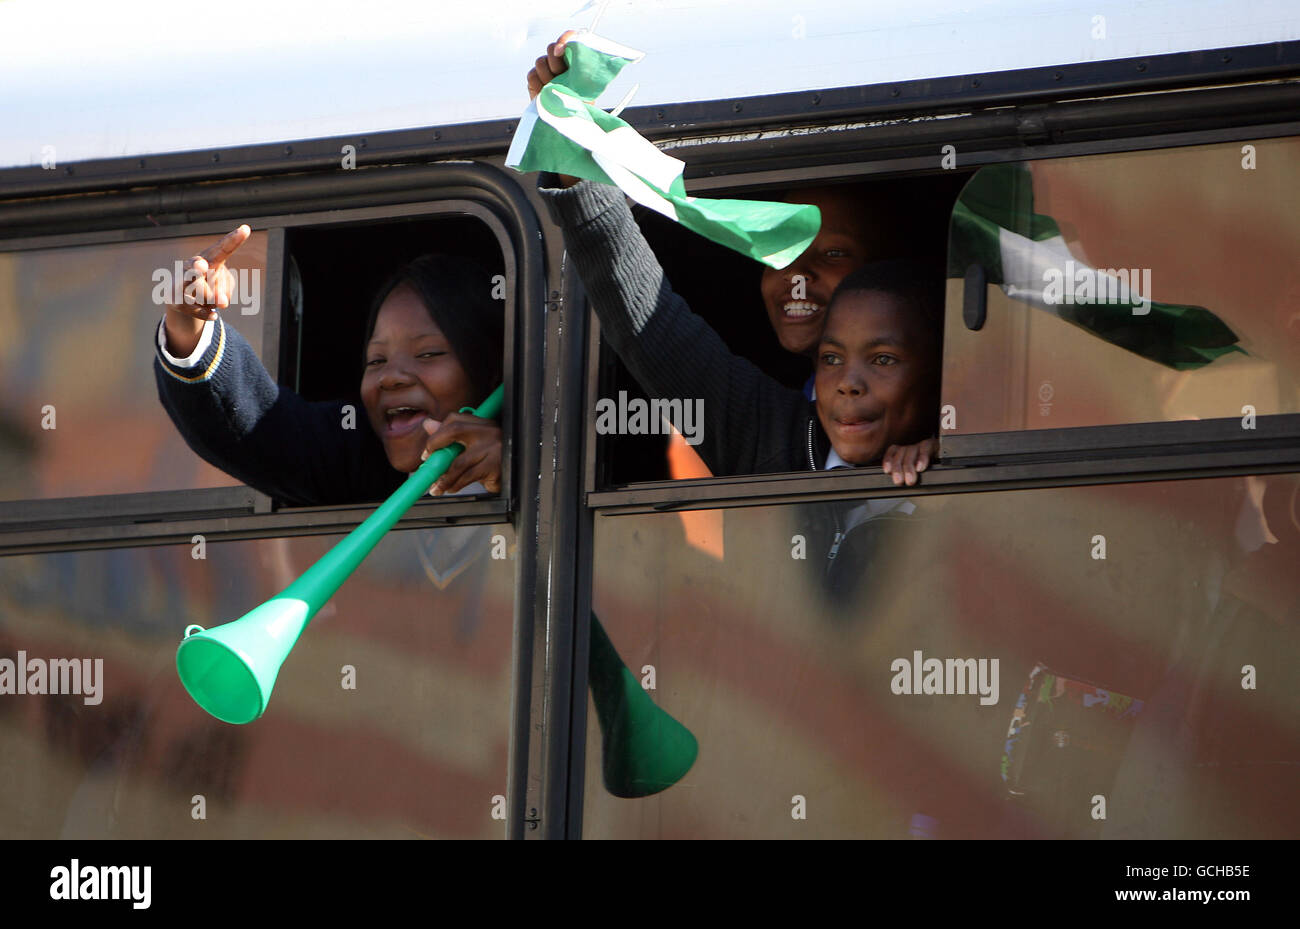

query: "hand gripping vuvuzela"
left=176, top=385, right=505, bottom=724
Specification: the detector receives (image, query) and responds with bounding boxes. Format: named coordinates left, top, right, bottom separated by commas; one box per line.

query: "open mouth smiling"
left=382, top=404, right=431, bottom=438
left=782, top=300, right=823, bottom=320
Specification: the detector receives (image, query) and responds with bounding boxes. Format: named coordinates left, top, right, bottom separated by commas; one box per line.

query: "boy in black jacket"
left=528, top=38, right=941, bottom=483
left=535, top=174, right=942, bottom=480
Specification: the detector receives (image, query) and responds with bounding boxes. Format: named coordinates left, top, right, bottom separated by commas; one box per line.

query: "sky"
left=1, top=0, right=1297, bottom=168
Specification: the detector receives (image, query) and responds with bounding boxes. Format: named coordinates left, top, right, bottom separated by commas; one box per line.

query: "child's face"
left=814, top=290, right=939, bottom=465
left=361, top=284, right=476, bottom=473
left=760, top=188, right=884, bottom=358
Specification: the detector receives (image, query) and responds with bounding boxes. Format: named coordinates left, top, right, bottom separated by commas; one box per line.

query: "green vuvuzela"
left=176, top=385, right=504, bottom=725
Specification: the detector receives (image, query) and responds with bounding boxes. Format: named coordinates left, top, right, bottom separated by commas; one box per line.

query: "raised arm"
left=153, top=227, right=402, bottom=507
left=527, top=34, right=808, bottom=477
left=539, top=180, right=808, bottom=476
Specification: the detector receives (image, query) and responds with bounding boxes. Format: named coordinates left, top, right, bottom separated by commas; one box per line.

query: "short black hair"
left=361, top=254, right=504, bottom=403
left=827, top=258, right=946, bottom=354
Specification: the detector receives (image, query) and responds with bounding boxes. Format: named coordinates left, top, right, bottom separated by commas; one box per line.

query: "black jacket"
left=152, top=314, right=403, bottom=507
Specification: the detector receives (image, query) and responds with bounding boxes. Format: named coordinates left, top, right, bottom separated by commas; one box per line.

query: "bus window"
left=0, top=523, right=515, bottom=838
left=941, top=137, right=1300, bottom=434
left=581, top=473, right=1300, bottom=838
left=0, top=232, right=268, bottom=502
left=145, top=213, right=508, bottom=512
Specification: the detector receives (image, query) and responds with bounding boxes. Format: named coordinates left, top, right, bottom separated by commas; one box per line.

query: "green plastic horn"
left=177, top=385, right=505, bottom=725
left=588, top=614, right=699, bottom=798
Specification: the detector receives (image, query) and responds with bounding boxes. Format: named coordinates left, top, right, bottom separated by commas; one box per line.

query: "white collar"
left=824, top=447, right=853, bottom=470
left=820, top=447, right=916, bottom=530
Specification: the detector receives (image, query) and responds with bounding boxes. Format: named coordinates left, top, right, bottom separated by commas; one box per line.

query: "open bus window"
left=0, top=232, right=268, bottom=504
left=595, top=172, right=969, bottom=486
left=148, top=213, right=507, bottom=513
left=285, top=215, right=505, bottom=407
left=941, top=137, right=1300, bottom=434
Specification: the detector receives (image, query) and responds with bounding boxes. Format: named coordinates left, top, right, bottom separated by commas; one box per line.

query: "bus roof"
left=2, top=0, right=1298, bottom=171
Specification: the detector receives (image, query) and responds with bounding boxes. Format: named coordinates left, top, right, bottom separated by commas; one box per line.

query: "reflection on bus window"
left=584, top=473, right=1300, bottom=838
left=942, top=137, right=1300, bottom=432
left=0, top=233, right=267, bottom=502
left=0, top=526, right=514, bottom=838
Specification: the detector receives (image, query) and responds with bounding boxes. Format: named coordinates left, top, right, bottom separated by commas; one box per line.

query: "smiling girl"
left=153, top=231, right=693, bottom=797
left=154, top=225, right=503, bottom=506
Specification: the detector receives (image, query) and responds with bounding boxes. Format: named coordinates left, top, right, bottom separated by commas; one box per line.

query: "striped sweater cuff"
left=155, top=314, right=226, bottom=383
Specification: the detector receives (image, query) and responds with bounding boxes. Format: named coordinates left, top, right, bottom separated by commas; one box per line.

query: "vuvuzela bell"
left=176, top=385, right=505, bottom=724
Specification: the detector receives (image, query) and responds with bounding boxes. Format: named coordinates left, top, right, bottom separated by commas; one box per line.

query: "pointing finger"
left=200, top=224, right=251, bottom=268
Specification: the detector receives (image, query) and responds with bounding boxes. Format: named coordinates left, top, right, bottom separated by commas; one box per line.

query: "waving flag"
left=507, top=33, right=820, bottom=270
left=948, top=162, right=1245, bottom=370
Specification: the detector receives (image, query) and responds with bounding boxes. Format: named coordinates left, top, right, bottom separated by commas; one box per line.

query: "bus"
left=1, top=0, right=1297, bottom=841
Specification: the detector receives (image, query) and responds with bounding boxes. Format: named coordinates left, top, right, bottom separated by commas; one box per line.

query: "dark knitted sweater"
left=152, top=314, right=404, bottom=507
left=537, top=177, right=833, bottom=475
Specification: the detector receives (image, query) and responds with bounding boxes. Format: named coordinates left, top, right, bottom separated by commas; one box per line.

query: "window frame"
left=579, top=108, right=1300, bottom=512
left=0, top=162, right=550, bottom=839
left=4, top=39, right=1296, bottom=202
left=0, top=165, right=540, bottom=551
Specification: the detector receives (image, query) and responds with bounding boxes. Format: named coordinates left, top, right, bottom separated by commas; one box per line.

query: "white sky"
left=1, top=0, right=1297, bottom=169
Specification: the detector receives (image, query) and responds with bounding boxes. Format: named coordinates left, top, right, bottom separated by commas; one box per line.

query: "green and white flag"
left=948, top=162, right=1244, bottom=370
left=507, top=33, right=820, bottom=270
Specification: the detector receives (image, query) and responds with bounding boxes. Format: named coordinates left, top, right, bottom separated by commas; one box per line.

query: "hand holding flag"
left=514, top=31, right=820, bottom=269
